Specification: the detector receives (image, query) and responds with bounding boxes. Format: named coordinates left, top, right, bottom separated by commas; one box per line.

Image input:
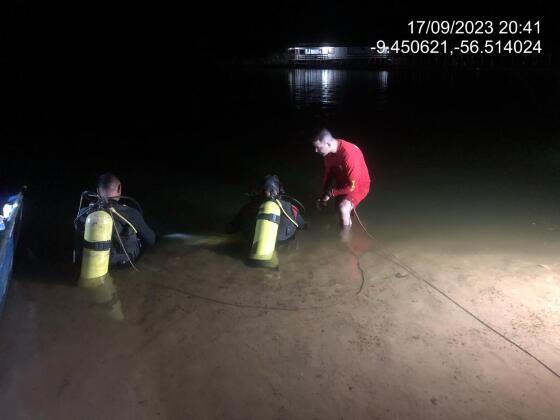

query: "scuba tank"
left=74, top=191, right=142, bottom=286
left=74, top=192, right=113, bottom=287
left=79, top=210, right=113, bottom=287
left=246, top=175, right=305, bottom=269
left=248, top=199, right=281, bottom=269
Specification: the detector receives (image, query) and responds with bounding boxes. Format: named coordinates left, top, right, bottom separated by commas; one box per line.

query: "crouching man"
left=312, top=129, right=371, bottom=242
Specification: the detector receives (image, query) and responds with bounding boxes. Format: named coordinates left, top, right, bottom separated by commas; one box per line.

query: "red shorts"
left=335, top=184, right=370, bottom=208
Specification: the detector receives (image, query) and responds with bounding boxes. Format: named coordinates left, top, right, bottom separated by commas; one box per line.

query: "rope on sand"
left=352, top=208, right=560, bottom=381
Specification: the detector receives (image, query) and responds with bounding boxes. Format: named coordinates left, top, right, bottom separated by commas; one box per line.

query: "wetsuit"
left=322, top=139, right=371, bottom=208
left=76, top=202, right=156, bottom=266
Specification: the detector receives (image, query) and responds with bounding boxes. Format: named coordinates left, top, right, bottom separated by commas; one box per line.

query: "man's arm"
left=126, top=208, right=156, bottom=246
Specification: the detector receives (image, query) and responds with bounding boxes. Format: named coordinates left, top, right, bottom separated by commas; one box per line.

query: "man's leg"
left=338, top=198, right=353, bottom=242
left=338, top=198, right=353, bottom=226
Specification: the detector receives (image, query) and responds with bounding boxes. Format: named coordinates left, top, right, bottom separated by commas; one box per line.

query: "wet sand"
left=1, top=207, right=560, bottom=419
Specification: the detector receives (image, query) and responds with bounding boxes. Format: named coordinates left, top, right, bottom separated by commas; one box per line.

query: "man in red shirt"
left=313, top=129, right=371, bottom=240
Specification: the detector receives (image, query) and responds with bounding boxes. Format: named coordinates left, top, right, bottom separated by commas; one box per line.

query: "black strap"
left=257, top=213, right=281, bottom=224
left=83, top=240, right=111, bottom=251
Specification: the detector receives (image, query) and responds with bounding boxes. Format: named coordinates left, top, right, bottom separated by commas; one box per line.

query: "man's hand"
left=315, top=194, right=331, bottom=210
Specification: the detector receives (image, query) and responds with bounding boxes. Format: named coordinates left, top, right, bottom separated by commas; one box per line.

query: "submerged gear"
left=226, top=196, right=305, bottom=242
left=248, top=198, right=305, bottom=268
left=74, top=192, right=155, bottom=267
left=227, top=176, right=306, bottom=268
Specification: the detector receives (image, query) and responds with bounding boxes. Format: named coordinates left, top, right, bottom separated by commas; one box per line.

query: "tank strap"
left=257, top=213, right=281, bottom=224
left=83, top=240, right=111, bottom=251
left=110, top=208, right=139, bottom=234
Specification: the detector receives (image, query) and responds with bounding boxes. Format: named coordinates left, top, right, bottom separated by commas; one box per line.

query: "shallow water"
left=2, top=68, right=560, bottom=418
left=3, top=224, right=560, bottom=418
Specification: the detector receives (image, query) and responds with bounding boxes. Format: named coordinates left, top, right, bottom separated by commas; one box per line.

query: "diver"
left=226, top=174, right=306, bottom=244
left=75, top=173, right=156, bottom=266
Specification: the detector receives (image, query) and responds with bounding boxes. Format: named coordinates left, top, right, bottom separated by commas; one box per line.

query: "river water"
left=6, top=66, right=560, bottom=257
left=2, top=67, right=560, bottom=418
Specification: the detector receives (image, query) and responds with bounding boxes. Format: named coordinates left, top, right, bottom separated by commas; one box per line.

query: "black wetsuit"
left=76, top=202, right=156, bottom=266
left=226, top=197, right=305, bottom=243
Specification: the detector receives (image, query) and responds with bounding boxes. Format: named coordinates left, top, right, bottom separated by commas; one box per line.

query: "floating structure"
left=281, top=43, right=553, bottom=69
left=287, top=45, right=391, bottom=66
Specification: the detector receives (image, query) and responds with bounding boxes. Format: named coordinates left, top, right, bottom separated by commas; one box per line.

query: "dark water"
left=4, top=67, right=560, bottom=261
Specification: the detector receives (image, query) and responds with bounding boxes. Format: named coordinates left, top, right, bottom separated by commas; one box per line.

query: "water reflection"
left=288, top=69, right=346, bottom=110
left=378, top=70, right=388, bottom=93
left=288, top=69, right=390, bottom=111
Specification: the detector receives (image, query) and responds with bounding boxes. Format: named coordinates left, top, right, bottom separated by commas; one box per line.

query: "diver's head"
left=312, top=128, right=337, bottom=157
left=97, top=173, right=121, bottom=200
left=263, top=175, right=283, bottom=199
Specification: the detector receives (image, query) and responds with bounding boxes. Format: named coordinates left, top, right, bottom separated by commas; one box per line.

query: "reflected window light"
left=288, top=68, right=340, bottom=109
left=321, top=69, right=330, bottom=86
left=378, top=70, right=388, bottom=92
left=321, top=69, right=331, bottom=105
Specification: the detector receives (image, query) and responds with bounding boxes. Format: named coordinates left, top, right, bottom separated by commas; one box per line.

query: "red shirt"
left=322, top=139, right=371, bottom=197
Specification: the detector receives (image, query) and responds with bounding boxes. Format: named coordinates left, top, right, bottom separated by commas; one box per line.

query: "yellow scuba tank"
left=249, top=199, right=281, bottom=268
left=79, top=210, right=113, bottom=288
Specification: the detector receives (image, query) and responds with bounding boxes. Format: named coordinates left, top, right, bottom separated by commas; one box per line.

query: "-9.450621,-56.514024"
left=372, top=39, right=543, bottom=55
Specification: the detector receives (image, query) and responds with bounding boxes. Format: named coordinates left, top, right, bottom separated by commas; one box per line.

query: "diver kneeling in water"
left=75, top=173, right=156, bottom=266
left=226, top=174, right=306, bottom=244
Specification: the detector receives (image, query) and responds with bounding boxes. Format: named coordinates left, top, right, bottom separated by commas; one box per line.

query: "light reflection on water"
left=288, top=69, right=389, bottom=110
left=378, top=70, right=388, bottom=93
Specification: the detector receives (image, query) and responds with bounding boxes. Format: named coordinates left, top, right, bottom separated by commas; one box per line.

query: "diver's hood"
left=263, top=174, right=284, bottom=197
